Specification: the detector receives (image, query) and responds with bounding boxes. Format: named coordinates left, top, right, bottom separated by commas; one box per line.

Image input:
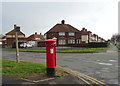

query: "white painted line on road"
left=109, top=60, right=117, bottom=62
left=97, top=62, right=113, bottom=66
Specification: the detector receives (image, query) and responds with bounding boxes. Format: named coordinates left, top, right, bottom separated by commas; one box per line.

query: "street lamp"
left=14, top=24, right=20, bottom=63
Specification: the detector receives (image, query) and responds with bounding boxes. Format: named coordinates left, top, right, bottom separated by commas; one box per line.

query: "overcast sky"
left=1, top=0, right=119, bottom=40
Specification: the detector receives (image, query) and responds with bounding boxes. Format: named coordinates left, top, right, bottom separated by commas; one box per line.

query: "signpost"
left=14, top=24, right=20, bottom=63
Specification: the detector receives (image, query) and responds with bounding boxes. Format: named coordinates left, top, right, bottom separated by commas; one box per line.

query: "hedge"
left=88, top=42, right=108, bottom=48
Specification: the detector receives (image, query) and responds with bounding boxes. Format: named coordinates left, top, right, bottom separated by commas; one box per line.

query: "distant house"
left=5, top=28, right=26, bottom=48
left=0, top=34, right=5, bottom=47
left=45, top=20, right=84, bottom=47
left=82, top=29, right=105, bottom=43
left=92, top=34, right=98, bottom=42
left=87, top=31, right=93, bottom=42
left=80, top=28, right=89, bottom=43
left=116, top=36, right=120, bottom=45
left=26, top=32, right=45, bottom=47
left=111, top=34, right=120, bottom=45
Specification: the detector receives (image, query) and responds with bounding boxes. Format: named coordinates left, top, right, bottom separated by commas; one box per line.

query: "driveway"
left=2, top=44, right=118, bottom=84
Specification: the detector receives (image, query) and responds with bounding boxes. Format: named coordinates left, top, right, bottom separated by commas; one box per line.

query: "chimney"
left=61, top=20, right=65, bottom=24
left=35, top=32, right=37, bottom=34
left=40, top=33, right=42, bottom=35
left=85, top=29, right=87, bottom=31
left=14, top=24, right=17, bottom=29
left=82, top=27, right=85, bottom=30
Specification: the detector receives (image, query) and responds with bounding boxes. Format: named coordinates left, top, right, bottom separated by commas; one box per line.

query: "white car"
left=20, top=43, right=33, bottom=48
left=26, top=43, right=33, bottom=48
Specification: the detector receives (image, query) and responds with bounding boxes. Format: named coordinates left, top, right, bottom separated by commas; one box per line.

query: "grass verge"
left=117, top=45, right=120, bottom=50
left=19, top=49, right=46, bottom=52
left=2, top=60, right=46, bottom=78
left=85, top=48, right=106, bottom=50
left=2, top=60, right=67, bottom=80
left=1, top=48, right=99, bottom=53
left=57, top=47, right=71, bottom=48
left=60, top=50, right=99, bottom=53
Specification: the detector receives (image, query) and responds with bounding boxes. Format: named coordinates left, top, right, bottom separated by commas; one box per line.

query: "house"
left=80, top=28, right=100, bottom=43
left=45, top=20, right=82, bottom=46
left=45, top=20, right=106, bottom=47
left=80, top=28, right=99, bottom=43
left=116, top=36, right=120, bottom=45
left=87, top=31, right=92, bottom=42
left=111, top=34, right=120, bottom=45
left=92, top=34, right=98, bottom=42
left=26, top=32, right=45, bottom=47
left=5, top=25, right=26, bottom=48
left=0, top=34, right=5, bottom=47
left=80, top=28, right=89, bottom=43
left=1, top=35, right=6, bottom=47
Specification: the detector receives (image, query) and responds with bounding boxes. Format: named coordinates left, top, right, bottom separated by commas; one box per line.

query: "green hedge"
left=88, top=42, right=108, bottom=48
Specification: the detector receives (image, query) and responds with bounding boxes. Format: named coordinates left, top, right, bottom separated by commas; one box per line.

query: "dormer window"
left=59, top=32, right=65, bottom=36
left=69, top=32, right=75, bottom=36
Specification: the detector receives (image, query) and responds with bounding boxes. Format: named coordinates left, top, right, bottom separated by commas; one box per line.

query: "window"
left=58, top=39, right=66, bottom=45
left=68, top=39, right=75, bottom=44
left=69, top=32, right=75, bottom=36
left=28, top=41, right=35, bottom=45
left=35, top=38, right=40, bottom=40
left=77, top=39, right=81, bottom=44
left=59, top=32, right=65, bottom=36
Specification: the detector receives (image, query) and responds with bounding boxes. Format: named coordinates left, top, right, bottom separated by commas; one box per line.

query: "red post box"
left=44, top=39, right=56, bottom=77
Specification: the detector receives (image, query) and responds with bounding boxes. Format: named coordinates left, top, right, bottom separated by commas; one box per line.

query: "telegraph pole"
left=14, top=24, right=20, bottom=63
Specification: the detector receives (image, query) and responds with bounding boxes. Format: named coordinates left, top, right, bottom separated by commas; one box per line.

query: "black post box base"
left=47, top=68, right=55, bottom=77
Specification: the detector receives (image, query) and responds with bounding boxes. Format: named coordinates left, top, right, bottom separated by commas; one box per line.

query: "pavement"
left=2, top=69, right=107, bottom=86
left=2, top=74, right=88, bottom=85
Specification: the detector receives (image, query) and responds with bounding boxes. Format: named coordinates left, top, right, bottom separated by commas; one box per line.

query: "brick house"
left=45, top=20, right=85, bottom=47
left=0, top=35, right=5, bottom=47
left=45, top=20, right=106, bottom=47
left=80, top=28, right=89, bottom=43
left=26, top=32, right=45, bottom=47
left=92, top=34, right=98, bottom=42
left=1, top=35, right=6, bottom=47
left=5, top=28, right=26, bottom=48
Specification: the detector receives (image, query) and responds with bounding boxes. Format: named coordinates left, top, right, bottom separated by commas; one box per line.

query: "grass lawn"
left=117, top=45, right=120, bottom=50
left=19, top=49, right=46, bottom=52
left=60, top=50, right=99, bottom=53
left=2, top=60, right=67, bottom=79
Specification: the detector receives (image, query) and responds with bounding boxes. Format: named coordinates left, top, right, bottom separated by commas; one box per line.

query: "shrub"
left=88, top=42, right=108, bottom=48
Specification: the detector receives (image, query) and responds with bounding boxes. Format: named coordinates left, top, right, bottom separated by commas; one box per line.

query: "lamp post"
left=14, top=24, right=20, bottom=63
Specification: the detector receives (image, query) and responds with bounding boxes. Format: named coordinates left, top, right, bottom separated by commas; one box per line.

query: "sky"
left=1, top=0, right=119, bottom=40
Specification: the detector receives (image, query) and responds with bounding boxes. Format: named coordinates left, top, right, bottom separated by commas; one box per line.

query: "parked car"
left=20, top=43, right=33, bottom=48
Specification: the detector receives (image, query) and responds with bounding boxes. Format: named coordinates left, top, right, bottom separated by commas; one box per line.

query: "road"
left=2, top=44, right=119, bottom=84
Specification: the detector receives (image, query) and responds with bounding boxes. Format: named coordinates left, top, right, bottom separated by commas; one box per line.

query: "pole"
left=15, top=31, right=19, bottom=63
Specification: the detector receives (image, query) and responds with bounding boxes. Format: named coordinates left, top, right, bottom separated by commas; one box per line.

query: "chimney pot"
left=40, top=33, right=42, bottom=35
left=82, top=27, right=85, bottom=30
left=61, top=20, right=65, bottom=24
left=14, top=24, right=17, bottom=28
left=35, top=32, right=37, bottom=34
